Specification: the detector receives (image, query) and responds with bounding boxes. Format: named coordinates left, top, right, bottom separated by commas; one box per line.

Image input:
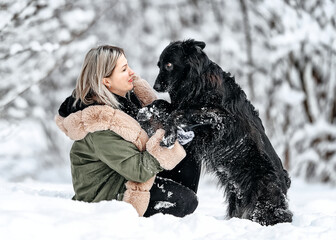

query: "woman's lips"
left=129, top=75, right=135, bottom=82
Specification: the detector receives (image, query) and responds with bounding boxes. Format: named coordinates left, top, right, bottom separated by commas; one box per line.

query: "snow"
left=1, top=0, right=336, bottom=239
left=0, top=176, right=335, bottom=240
left=9, top=43, right=24, bottom=55
left=177, top=127, right=195, bottom=145
left=61, top=8, right=95, bottom=33
left=275, top=82, right=305, bottom=106
left=154, top=201, right=176, bottom=210
left=0, top=120, right=71, bottom=182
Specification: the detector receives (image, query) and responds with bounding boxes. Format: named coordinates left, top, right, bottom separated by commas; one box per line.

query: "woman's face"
left=104, top=54, right=134, bottom=97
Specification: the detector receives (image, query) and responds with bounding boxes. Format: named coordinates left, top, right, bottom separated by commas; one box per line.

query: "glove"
left=176, top=127, right=195, bottom=145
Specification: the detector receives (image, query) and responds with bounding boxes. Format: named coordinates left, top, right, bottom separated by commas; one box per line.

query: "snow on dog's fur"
left=138, top=39, right=292, bottom=226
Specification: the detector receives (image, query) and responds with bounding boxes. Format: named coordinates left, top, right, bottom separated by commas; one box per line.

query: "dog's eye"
left=165, top=63, right=173, bottom=71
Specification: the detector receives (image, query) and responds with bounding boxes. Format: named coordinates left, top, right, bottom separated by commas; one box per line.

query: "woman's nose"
left=129, top=68, right=134, bottom=76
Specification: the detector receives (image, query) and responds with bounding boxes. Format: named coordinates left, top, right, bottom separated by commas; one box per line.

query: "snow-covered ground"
left=1, top=176, right=335, bottom=240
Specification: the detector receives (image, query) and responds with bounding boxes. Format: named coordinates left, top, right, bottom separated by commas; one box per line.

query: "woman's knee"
left=176, top=190, right=198, bottom=217
left=186, top=194, right=199, bottom=215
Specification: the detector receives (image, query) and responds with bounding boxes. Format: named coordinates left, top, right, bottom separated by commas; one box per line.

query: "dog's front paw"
left=160, top=126, right=177, bottom=148
left=251, top=204, right=293, bottom=226
left=137, top=107, right=152, bottom=122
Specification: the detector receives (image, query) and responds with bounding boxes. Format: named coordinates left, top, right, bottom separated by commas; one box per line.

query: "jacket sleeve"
left=90, top=130, right=163, bottom=183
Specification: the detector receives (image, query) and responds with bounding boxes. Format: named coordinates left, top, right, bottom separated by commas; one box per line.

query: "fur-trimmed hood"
left=55, top=104, right=148, bottom=151
left=55, top=76, right=157, bottom=150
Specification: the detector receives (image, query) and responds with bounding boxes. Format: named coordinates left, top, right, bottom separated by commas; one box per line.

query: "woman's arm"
left=91, top=129, right=186, bottom=183
left=91, top=130, right=163, bottom=183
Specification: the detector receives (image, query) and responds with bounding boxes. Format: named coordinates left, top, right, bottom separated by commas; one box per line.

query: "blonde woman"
left=55, top=45, right=198, bottom=217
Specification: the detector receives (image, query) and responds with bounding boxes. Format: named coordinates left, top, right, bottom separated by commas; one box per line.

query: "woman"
left=55, top=45, right=198, bottom=217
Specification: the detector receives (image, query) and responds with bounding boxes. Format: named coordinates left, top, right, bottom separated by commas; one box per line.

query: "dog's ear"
left=182, top=39, right=206, bottom=53
left=186, top=51, right=204, bottom=80
left=194, top=41, right=206, bottom=50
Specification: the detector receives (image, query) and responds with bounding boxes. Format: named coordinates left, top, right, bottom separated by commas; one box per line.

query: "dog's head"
left=154, top=39, right=207, bottom=94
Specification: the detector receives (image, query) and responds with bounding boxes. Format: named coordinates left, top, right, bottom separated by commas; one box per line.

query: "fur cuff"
left=133, top=75, right=157, bottom=106
left=123, top=189, right=150, bottom=217
left=146, top=129, right=186, bottom=170
left=136, top=130, right=149, bottom=151
left=123, top=177, right=155, bottom=216
left=125, top=176, right=155, bottom=191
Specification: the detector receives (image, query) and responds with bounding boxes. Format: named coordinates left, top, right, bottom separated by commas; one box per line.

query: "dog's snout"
left=153, top=81, right=163, bottom=92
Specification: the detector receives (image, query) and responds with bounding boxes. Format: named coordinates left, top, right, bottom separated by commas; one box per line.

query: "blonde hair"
left=73, top=45, right=125, bottom=108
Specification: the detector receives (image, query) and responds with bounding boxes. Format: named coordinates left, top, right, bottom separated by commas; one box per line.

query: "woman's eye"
left=165, top=63, right=173, bottom=71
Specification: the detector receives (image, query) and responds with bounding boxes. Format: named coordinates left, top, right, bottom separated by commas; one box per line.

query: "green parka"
left=70, top=129, right=163, bottom=202
left=55, top=77, right=186, bottom=216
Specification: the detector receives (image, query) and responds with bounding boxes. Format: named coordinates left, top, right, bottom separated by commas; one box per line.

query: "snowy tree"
left=242, top=0, right=336, bottom=183
left=0, top=0, right=112, bottom=181
left=0, top=0, right=335, bottom=184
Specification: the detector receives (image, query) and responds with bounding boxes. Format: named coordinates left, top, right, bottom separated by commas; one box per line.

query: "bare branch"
left=239, top=0, right=255, bottom=100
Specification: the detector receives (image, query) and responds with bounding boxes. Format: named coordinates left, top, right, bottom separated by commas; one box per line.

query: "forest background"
left=1, top=0, right=336, bottom=185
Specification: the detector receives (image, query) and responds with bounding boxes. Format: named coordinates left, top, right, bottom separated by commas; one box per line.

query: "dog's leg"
left=223, top=151, right=293, bottom=226
left=217, top=158, right=292, bottom=225
left=239, top=137, right=293, bottom=225
left=198, top=121, right=292, bottom=226
left=160, top=108, right=227, bottom=147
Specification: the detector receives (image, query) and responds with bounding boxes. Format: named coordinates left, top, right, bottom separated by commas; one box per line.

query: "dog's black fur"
left=138, top=39, right=292, bottom=225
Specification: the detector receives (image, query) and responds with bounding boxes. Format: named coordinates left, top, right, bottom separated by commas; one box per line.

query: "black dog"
left=138, top=39, right=292, bottom=226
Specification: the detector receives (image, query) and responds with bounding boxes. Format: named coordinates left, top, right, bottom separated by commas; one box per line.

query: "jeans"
left=143, top=176, right=198, bottom=217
